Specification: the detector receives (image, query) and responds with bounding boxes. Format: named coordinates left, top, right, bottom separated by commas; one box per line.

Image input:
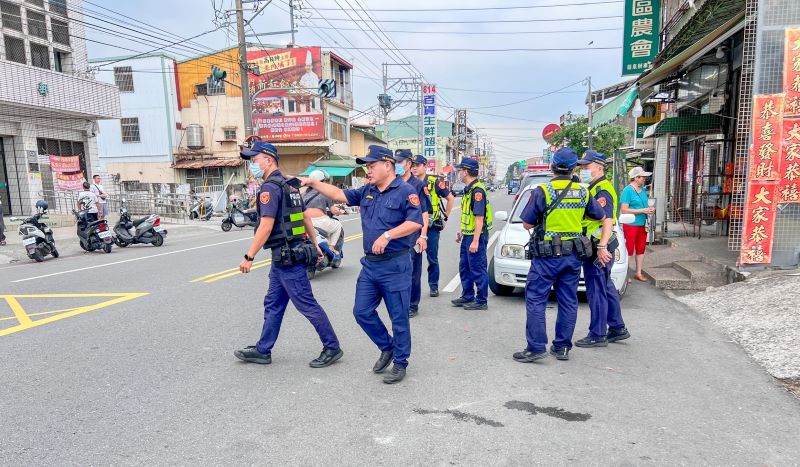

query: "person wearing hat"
left=299, top=50, right=320, bottom=93
left=574, top=151, right=630, bottom=348
left=620, top=166, right=654, bottom=282
left=513, top=147, right=612, bottom=363
left=450, top=157, right=493, bottom=311
left=303, top=170, right=346, bottom=257
left=233, top=141, right=343, bottom=369
left=395, top=149, right=432, bottom=318
left=411, top=155, right=455, bottom=298
left=300, top=145, right=422, bottom=384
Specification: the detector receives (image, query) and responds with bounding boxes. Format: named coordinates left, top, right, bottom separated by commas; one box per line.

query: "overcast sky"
left=86, top=0, right=628, bottom=170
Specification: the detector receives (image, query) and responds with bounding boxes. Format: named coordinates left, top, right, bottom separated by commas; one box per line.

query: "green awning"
left=299, top=165, right=356, bottom=177
left=649, top=114, right=723, bottom=137
left=591, top=86, right=638, bottom=128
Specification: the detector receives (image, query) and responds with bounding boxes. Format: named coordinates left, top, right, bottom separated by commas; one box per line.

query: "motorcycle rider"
left=303, top=170, right=345, bottom=256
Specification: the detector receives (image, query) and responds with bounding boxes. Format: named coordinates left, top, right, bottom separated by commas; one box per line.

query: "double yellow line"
left=191, top=233, right=364, bottom=284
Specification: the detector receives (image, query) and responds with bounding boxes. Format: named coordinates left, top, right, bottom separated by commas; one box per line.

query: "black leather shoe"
left=513, top=350, right=548, bottom=363
left=549, top=345, right=570, bottom=361
left=429, top=288, right=439, bottom=297
left=409, top=305, right=419, bottom=318
left=451, top=297, right=473, bottom=307
left=373, top=350, right=393, bottom=373
left=309, top=347, right=343, bottom=368
left=234, top=346, right=272, bottom=364
left=607, top=327, right=631, bottom=343
left=382, top=365, right=406, bottom=384
left=464, top=302, right=487, bottom=311
left=575, top=335, right=608, bottom=348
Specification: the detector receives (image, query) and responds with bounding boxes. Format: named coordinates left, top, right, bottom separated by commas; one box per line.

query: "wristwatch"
left=382, top=232, right=392, bottom=240
left=244, top=253, right=255, bottom=261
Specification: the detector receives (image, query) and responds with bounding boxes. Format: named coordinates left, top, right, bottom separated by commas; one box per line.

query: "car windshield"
left=520, top=174, right=551, bottom=192
left=511, top=189, right=533, bottom=223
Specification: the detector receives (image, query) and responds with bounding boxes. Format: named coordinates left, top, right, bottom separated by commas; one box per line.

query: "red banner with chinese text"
left=750, top=94, right=785, bottom=181
left=784, top=28, right=800, bottom=117
left=55, top=172, right=85, bottom=191
left=740, top=181, right=779, bottom=264
left=48, top=155, right=81, bottom=173
left=777, top=118, right=800, bottom=203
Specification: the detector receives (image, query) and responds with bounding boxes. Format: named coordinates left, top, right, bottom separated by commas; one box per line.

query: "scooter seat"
left=132, top=217, right=150, bottom=226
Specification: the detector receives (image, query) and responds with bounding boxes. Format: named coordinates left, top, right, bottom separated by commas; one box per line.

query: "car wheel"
left=617, top=274, right=628, bottom=299
left=488, top=259, right=515, bottom=296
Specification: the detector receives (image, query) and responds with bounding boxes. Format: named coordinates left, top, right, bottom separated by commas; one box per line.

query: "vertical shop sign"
left=622, top=0, right=661, bottom=76
left=749, top=94, right=785, bottom=181
left=422, top=84, right=437, bottom=161
left=784, top=28, right=800, bottom=117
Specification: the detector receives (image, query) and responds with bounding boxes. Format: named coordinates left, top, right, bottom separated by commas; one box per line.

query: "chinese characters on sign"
left=455, top=109, right=467, bottom=157
left=749, top=95, right=784, bottom=181
left=784, top=29, right=800, bottom=117
left=48, top=155, right=81, bottom=173
left=48, top=155, right=84, bottom=191
left=622, top=0, right=660, bottom=76
left=777, top=119, right=800, bottom=203
left=740, top=182, right=778, bottom=264
left=422, top=84, right=437, bottom=162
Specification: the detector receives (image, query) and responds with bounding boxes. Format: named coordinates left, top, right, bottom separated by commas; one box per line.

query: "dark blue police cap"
left=577, top=150, right=607, bottom=166
left=356, top=145, right=395, bottom=164
left=454, top=158, right=479, bottom=170
left=240, top=141, right=279, bottom=160
left=411, top=154, right=427, bottom=165
left=394, top=149, right=413, bottom=161
left=551, top=147, right=578, bottom=170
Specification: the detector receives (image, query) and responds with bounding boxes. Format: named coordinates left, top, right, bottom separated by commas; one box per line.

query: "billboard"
left=622, top=0, right=661, bottom=76
left=247, top=47, right=325, bottom=142
left=422, top=84, right=437, bottom=161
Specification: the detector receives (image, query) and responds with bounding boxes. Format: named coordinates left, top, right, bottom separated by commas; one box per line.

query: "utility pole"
left=288, top=0, right=296, bottom=47
left=382, top=63, right=390, bottom=142
left=235, top=0, right=253, bottom=136
left=586, top=76, right=593, bottom=150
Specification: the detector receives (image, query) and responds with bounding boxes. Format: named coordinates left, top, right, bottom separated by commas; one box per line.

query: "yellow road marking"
left=0, top=306, right=79, bottom=322
left=0, top=293, right=148, bottom=337
left=193, top=233, right=364, bottom=284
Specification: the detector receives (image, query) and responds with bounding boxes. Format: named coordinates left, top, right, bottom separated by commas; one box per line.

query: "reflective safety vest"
left=426, top=175, right=443, bottom=221
left=460, top=181, right=493, bottom=235
left=259, top=174, right=306, bottom=250
left=582, top=178, right=618, bottom=239
left=540, top=180, right=589, bottom=240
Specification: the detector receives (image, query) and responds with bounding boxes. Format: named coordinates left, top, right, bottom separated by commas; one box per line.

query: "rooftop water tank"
left=186, top=124, right=204, bottom=150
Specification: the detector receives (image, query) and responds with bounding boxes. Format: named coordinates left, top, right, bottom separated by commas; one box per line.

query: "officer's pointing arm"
left=302, top=178, right=347, bottom=203
left=247, top=217, right=275, bottom=259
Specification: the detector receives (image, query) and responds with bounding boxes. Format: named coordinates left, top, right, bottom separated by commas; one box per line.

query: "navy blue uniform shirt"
left=432, top=177, right=451, bottom=199
left=258, top=170, right=297, bottom=219
left=405, top=175, right=432, bottom=213
left=519, top=176, right=606, bottom=225
left=344, top=176, right=423, bottom=255
left=465, top=179, right=487, bottom=218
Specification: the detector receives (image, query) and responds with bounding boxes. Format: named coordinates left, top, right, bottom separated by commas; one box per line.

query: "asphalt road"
left=1, top=192, right=799, bottom=465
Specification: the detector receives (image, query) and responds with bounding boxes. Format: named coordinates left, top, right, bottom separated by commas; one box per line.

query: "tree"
left=549, top=117, right=632, bottom=157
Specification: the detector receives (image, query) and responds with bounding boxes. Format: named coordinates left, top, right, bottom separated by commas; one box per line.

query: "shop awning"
left=171, top=159, right=243, bottom=169
left=273, top=140, right=336, bottom=148
left=299, top=165, right=356, bottom=177
left=591, top=86, right=638, bottom=127
left=638, top=0, right=745, bottom=89
left=644, top=114, right=723, bottom=137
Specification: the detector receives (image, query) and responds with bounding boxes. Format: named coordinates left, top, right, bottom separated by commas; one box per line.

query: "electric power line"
left=310, top=0, right=622, bottom=11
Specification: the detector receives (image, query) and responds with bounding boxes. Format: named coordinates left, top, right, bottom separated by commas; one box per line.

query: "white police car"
left=490, top=184, right=635, bottom=297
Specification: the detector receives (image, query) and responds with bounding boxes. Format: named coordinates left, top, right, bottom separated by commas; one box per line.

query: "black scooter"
left=306, top=215, right=345, bottom=280
left=221, top=200, right=258, bottom=231
left=114, top=199, right=166, bottom=247
left=73, top=209, right=114, bottom=253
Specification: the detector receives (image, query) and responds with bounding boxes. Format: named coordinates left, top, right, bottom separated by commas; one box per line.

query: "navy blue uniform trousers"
left=525, top=252, right=581, bottom=352
left=583, top=257, right=625, bottom=339
left=410, top=248, right=423, bottom=309
left=353, top=254, right=412, bottom=368
left=256, top=262, right=340, bottom=354
left=425, top=227, right=441, bottom=288
left=459, top=232, right=488, bottom=305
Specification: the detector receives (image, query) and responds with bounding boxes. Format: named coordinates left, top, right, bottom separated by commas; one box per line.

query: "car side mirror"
left=618, top=213, right=635, bottom=225
left=495, top=211, right=508, bottom=222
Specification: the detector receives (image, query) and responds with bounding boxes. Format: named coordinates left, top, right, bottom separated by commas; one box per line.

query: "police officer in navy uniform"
left=450, top=158, right=492, bottom=311
left=410, top=154, right=455, bottom=298
left=394, top=149, right=432, bottom=318
left=234, top=141, right=343, bottom=368
left=301, top=145, right=422, bottom=384
left=575, top=150, right=630, bottom=347
left=513, top=147, right=613, bottom=363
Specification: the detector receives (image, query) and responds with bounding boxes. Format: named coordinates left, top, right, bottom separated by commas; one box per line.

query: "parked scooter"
left=188, top=193, right=214, bottom=221
left=114, top=199, right=167, bottom=247
left=16, top=200, right=58, bottom=262
left=306, top=219, right=344, bottom=280
left=73, top=197, right=113, bottom=253
left=221, top=196, right=258, bottom=231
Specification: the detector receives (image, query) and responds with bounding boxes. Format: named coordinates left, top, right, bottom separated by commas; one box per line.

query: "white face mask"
left=395, top=163, right=406, bottom=176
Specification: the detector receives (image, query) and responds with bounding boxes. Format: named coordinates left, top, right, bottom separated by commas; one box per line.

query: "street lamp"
left=632, top=97, right=643, bottom=150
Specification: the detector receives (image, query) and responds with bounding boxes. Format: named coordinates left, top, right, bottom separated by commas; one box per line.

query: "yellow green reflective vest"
left=426, top=175, right=443, bottom=221
left=582, top=178, right=617, bottom=239
left=460, top=181, right=493, bottom=235
left=261, top=175, right=307, bottom=250
left=540, top=179, right=589, bottom=240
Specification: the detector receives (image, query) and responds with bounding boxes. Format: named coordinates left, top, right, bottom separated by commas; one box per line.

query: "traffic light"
left=210, top=65, right=227, bottom=84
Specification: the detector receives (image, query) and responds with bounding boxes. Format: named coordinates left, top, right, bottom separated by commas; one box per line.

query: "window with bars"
left=53, top=49, right=70, bottom=72
left=26, top=10, right=47, bottom=39
left=3, top=35, right=25, bottom=64
left=113, top=66, right=134, bottom=92
left=26, top=0, right=44, bottom=6
left=206, top=77, right=225, bottom=96
left=223, top=129, right=237, bottom=140
left=329, top=114, right=348, bottom=142
left=195, top=83, right=207, bottom=96
left=30, top=41, right=49, bottom=69
left=48, top=0, right=66, bottom=17
left=1, top=1, right=22, bottom=31
left=51, top=18, right=69, bottom=45
left=121, top=118, right=141, bottom=143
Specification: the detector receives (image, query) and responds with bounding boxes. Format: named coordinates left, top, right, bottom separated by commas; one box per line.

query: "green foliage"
left=549, top=117, right=632, bottom=157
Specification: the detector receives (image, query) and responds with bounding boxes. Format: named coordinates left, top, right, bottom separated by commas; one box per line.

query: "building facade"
left=0, top=0, right=120, bottom=216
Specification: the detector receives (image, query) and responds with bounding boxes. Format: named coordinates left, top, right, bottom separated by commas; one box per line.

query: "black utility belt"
left=365, top=249, right=409, bottom=262
left=271, top=241, right=317, bottom=267
left=526, top=236, right=592, bottom=260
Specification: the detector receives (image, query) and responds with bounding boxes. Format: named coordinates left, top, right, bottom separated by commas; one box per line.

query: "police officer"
left=395, top=149, right=431, bottom=318
left=301, top=145, right=422, bottom=384
left=233, top=141, right=343, bottom=368
left=450, top=158, right=492, bottom=311
left=575, top=150, right=630, bottom=347
left=410, top=155, right=455, bottom=298
left=513, top=147, right=612, bottom=363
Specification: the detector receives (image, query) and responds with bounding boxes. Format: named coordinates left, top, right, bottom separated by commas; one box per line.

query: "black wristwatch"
left=244, top=253, right=254, bottom=261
